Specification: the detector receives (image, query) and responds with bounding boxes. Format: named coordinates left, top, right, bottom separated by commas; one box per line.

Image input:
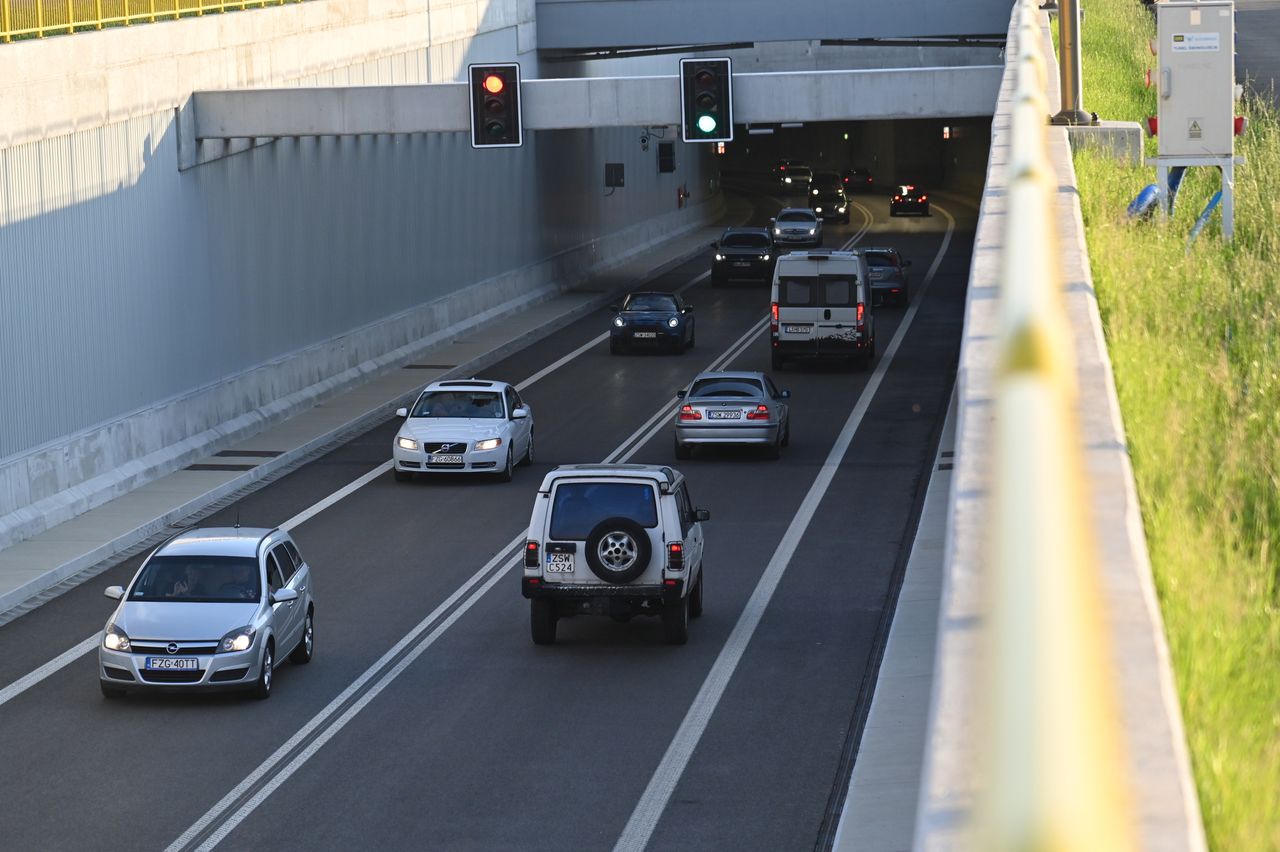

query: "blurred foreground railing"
left=979, top=0, right=1135, bottom=848
left=1, top=0, right=306, bottom=42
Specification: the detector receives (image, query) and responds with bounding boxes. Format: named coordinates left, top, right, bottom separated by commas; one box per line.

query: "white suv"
left=521, top=464, right=709, bottom=645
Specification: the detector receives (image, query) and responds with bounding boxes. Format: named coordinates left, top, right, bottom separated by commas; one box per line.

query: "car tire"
left=523, top=431, right=534, bottom=466
left=766, top=431, right=782, bottom=460
left=393, top=468, right=412, bottom=483
left=689, top=571, right=704, bottom=619
left=289, top=608, right=314, bottom=665
left=674, top=437, right=692, bottom=460
left=531, top=599, right=557, bottom=645
left=497, top=447, right=514, bottom=482
left=252, top=641, right=274, bottom=700
left=585, top=517, right=651, bottom=584
left=100, top=683, right=126, bottom=700
left=662, top=594, right=689, bottom=645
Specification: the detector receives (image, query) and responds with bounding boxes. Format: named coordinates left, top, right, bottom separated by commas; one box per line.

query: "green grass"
left=1067, top=1, right=1280, bottom=847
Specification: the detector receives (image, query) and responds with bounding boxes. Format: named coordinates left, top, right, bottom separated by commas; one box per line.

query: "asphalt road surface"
left=0, top=183, right=977, bottom=851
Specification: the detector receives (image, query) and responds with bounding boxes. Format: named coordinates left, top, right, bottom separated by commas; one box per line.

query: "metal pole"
left=1051, top=0, right=1095, bottom=124
left=1222, top=160, right=1234, bottom=241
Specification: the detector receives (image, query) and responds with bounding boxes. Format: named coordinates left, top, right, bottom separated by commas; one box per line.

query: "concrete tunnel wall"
left=0, top=0, right=720, bottom=550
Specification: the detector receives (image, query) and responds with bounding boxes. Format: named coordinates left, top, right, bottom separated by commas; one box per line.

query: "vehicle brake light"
left=746, top=405, right=770, bottom=421
left=857, top=302, right=865, bottom=324
left=770, top=302, right=779, bottom=333
left=894, top=195, right=901, bottom=201
left=525, top=540, right=540, bottom=568
left=668, top=542, right=685, bottom=571
left=920, top=194, right=928, bottom=201
left=679, top=404, right=702, bottom=421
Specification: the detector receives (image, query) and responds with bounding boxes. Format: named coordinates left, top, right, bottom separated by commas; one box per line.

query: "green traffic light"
left=697, top=114, right=718, bottom=134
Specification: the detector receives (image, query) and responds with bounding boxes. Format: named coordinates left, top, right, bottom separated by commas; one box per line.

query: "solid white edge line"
left=611, top=205, right=956, bottom=852
left=172, top=288, right=772, bottom=850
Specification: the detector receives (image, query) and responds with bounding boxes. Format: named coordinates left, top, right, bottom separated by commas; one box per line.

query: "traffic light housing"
left=469, top=63, right=522, bottom=148
left=680, top=58, right=733, bottom=144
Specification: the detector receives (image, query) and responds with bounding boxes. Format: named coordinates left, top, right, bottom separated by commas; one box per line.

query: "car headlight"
left=784, top=177, right=792, bottom=183
left=808, top=228, right=816, bottom=235
left=814, top=207, right=822, bottom=213
left=103, top=623, right=131, bottom=652
left=613, top=316, right=625, bottom=328
left=838, top=206, right=847, bottom=213
left=218, top=626, right=256, bottom=654
left=667, top=317, right=679, bottom=328
left=812, top=189, right=819, bottom=196
left=773, top=227, right=781, bottom=235
left=474, top=437, right=503, bottom=451
left=397, top=436, right=417, bottom=451
left=714, top=253, right=724, bottom=261
left=761, top=254, right=770, bottom=262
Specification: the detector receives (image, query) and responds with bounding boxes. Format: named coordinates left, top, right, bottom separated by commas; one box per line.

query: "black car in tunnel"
left=807, top=172, right=850, bottom=223
left=711, top=227, right=775, bottom=286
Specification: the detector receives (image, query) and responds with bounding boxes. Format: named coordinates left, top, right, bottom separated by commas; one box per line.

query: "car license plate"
left=708, top=410, right=741, bottom=419
left=428, top=454, right=464, bottom=464
left=145, top=657, right=198, bottom=670
left=733, top=261, right=751, bottom=267
left=634, top=332, right=657, bottom=339
left=784, top=324, right=812, bottom=334
left=545, top=553, right=574, bottom=573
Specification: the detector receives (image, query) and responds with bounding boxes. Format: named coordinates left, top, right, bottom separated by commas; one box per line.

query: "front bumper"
left=393, top=442, right=506, bottom=473
left=774, top=234, right=821, bottom=248
left=99, top=643, right=263, bottom=692
left=610, top=326, right=684, bottom=345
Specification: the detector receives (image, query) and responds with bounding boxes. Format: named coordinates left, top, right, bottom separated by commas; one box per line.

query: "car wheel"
left=252, top=641, right=274, bottom=700
left=289, top=608, right=314, bottom=665
left=585, top=517, right=652, bottom=584
left=497, top=447, right=514, bottom=482
left=523, top=431, right=534, bottom=466
left=531, top=599, right=557, bottom=645
left=393, top=468, right=412, bottom=483
left=689, top=571, right=704, bottom=618
left=674, top=437, right=692, bottom=460
left=100, top=682, right=126, bottom=700
left=662, top=594, right=689, bottom=645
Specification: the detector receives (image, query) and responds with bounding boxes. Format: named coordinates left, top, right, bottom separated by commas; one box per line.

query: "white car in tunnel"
left=393, top=379, right=533, bottom=481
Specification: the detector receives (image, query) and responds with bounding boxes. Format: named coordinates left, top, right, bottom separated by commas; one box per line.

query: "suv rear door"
left=545, top=479, right=664, bottom=585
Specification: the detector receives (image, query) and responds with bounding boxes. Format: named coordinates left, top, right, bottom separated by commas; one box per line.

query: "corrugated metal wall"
left=0, top=79, right=710, bottom=462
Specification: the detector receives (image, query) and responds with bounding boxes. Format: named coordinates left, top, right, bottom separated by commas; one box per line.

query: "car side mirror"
left=512, top=407, right=529, bottom=420
left=396, top=407, right=408, bottom=418
left=104, top=585, right=124, bottom=600
left=271, top=588, right=299, bottom=605
left=683, top=305, right=693, bottom=313
left=676, top=389, right=686, bottom=399
left=609, top=304, right=622, bottom=313
left=779, top=390, right=791, bottom=399
left=694, top=508, right=711, bottom=522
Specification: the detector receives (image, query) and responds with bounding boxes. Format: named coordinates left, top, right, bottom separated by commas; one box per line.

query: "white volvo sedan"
left=392, top=379, right=534, bottom=482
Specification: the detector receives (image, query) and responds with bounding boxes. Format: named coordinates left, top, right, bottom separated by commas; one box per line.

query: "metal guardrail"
left=980, top=0, right=1137, bottom=848
left=0, top=0, right=305, bottom=43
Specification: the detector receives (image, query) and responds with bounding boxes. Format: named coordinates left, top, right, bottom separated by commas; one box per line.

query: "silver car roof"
left=158, top=527, right=276, bottom=558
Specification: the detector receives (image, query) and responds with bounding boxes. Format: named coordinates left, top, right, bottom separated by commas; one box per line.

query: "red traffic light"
left=483, top=74, right=505, bottom=95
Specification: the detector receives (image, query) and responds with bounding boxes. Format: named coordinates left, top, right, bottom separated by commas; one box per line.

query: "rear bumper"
left=523, top=576, right=684, bottom=604
left=772, top=336, right=870, bottom=358
left=675, top=423, right=778, bottom=444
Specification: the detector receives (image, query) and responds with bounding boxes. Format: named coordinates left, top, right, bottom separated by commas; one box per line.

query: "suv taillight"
left=746, top=404, right=770, bottom=421
left=679, top=404, right=702, bottom=421
left=524, top=540, right=540, bottom=568
left=668, top=542, right=685, bottom=571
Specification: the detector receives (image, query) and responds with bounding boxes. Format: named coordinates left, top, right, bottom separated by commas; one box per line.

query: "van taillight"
left=525, top=540, right=539, bottom=568
left=668, top=542, right=685, bottom=571
left=857, top=302, right=865, bottom=324
left=770, top=302, right=779, bottom=333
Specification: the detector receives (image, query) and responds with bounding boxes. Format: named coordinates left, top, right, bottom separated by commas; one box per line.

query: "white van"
left=769, top=250, right=876, bottom=370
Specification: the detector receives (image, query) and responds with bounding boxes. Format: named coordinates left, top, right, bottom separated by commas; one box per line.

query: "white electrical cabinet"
left=1157, top=0, right=1235, bottom=157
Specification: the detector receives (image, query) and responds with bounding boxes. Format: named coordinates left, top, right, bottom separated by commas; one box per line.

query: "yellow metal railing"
left=979, top=0, right=1137, bottom=849
left=1, top=0, right=306, bottom=43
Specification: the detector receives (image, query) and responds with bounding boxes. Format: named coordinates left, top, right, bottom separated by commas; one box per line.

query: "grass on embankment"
left=1067, top=0, right=1280, bottom=847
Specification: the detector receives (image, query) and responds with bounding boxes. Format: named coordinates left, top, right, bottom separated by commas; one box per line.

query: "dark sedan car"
left=890, top=185, right=930, bottom=216
left=842, top=167, right=875, bottom=193
left=808, top=172, right=850, bottom=223
left=711, top=228, right=775, bottom=287
left=610, top=291, right=695, bottom=354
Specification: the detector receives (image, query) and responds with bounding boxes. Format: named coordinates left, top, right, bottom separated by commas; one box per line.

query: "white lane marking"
left=612, top=204, right=957, bottom=852
left=0, top=267, right=722, bottom=710
left=0, top=635, right=100, bottom=709
left=169, top=304, right=773, bottom=851
left=841, top=200, right=876, bottom=249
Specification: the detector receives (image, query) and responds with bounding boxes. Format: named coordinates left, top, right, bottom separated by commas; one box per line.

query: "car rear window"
left=130, top=555, right=261, bottom=603
left=689, top=378, right=763, bottom=398
left=721, top=233, right=770, bottom=248
left=865, top=253, right=898, bottom=268
left=623, top=294, right=677, bottom=312
left=811, top=174, right=841, bottom=189
left=550, top=482, right=658, bottom=540
left=779, top=275, right=859, bottom=307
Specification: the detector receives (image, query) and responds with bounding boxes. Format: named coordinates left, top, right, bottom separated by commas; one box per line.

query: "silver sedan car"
left=98, top=527, right=314, bottom=699
left=674, top=371, right=791, bottom=459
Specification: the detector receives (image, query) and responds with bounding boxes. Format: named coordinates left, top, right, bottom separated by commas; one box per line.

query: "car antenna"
left=234, top=507, right=241, bottom=529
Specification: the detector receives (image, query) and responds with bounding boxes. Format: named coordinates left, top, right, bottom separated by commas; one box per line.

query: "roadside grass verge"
left=1068, top=0, right=1280, bottom=847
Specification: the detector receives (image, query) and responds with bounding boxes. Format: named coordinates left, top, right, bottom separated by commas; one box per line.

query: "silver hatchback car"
left=674, top=371, right=791, bottom=459
left=98, top=527, right=314, bottom=699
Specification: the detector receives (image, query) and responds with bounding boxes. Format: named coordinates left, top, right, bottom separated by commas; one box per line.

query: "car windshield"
left=789, top=167, right=811, bottom=177
left=865, top=253, right=898, bottom=268
left=550, top=482, right=658, bottom=540
left=811, top=174, right=841, bottom=190
left=624, top=294, right=677, bottom=312
left=777, top=211, right=814, bottom=223
left=130, top=555, right=261, bottom=603
left=721, top=233, right=770, bottom=249
left=411, top=391, right=504, bottom=419
left=688, top=378, right=763, bottom=398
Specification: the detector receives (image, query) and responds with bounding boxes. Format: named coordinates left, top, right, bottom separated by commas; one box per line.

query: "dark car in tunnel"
left=609, top=291, right=695, bottom=354
left=711, top=227, right=775, bottom=286
left=808, top=172, right=850, bottom=223
left=890, top=185, right=930, bottom=216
